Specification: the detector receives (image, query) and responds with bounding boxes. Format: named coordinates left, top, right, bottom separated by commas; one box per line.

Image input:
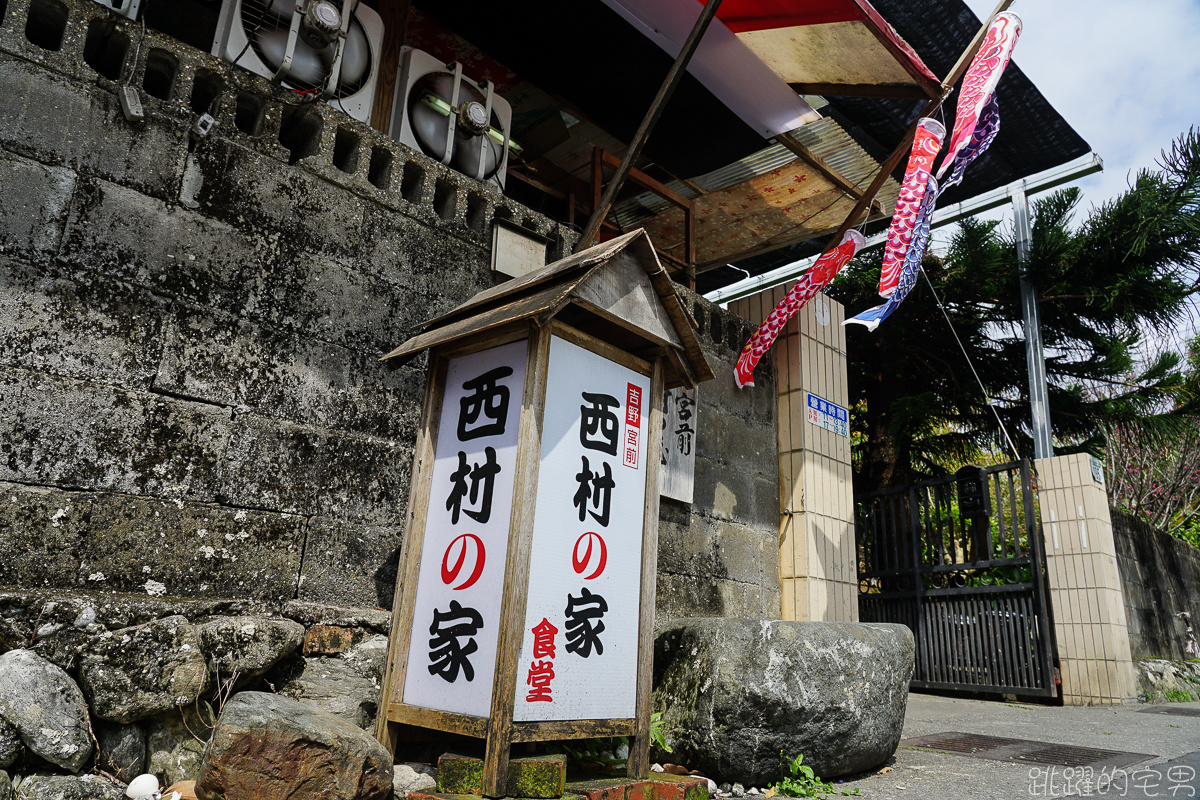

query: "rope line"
left=919, top=267, right=1021, bottom=460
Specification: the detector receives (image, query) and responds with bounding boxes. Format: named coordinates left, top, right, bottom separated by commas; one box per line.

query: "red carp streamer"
left=734, top=230, right=865, bottom=389
left=938, top=12, right=1021, bottom=182
left=877, top=118, right=945, bottom=299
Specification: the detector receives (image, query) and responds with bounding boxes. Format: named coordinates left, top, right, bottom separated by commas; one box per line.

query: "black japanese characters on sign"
left=572, top=456, right=614, bottom=527
left=674, top=393, right=695, bottom=457
left=426, top=362, right=517, bottom=686
left=564, top=587, right=608, bottom=658
left=447, top=447, right=501, bottom=524
left=428, top=600, right=484, bottom=683
left=660, top=387, right=698, bottom=504
left=579, top=392, right=620, bottom=455
left=458, top=366, right=514, bottom=441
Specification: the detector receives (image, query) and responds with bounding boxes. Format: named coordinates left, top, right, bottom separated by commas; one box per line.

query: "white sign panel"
left=805, top=391, right=848, bottom=437
left=492, top=222, right=548, bottom=279
left=403, top=340, right=527, bottom=717
left=514, top=336, right=649, bottom=722
left=659, top=387, right=697, bottom=504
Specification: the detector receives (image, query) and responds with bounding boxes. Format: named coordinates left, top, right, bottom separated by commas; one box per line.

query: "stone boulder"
left=144, top=702, right=215, bottom=786
left=0, top=650, right=92, bottom=772
left=278, top=657, right=378, bottom=730
left=653, top=619, right=914, bottom=782
left=0, top=716, right=21, bottom=770
left=94, top=721, right=146, bottom=783
left=78, top=616, right=209, bottom=723
left=194, top=692, right=392, bottom=800
left=195, top=616, right=304, bottom=682
left=392, top=764, right=436, bottom=799
left=341, top=635, right=389, bottom=683
left=13, top=774, right=125, bottom=800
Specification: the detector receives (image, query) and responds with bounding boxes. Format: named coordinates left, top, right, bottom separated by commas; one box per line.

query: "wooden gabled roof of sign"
left=380, top=230, right=715, bottom=389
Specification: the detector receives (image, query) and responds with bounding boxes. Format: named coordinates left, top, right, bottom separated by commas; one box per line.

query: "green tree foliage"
left=1104, top=338, right=1200, bottom=548
left=829, top=130, right=1200, bottom=491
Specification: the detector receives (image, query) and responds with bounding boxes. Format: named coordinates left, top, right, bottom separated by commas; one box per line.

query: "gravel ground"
left=832, top=692, right=1200, bottom=800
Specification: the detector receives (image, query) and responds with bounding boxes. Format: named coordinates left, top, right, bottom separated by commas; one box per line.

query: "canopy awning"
left=711, top=0, right=942, bottom=99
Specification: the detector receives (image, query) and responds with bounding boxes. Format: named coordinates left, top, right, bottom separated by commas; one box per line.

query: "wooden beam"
left=788, top=82, right=933, bottom=100
left=817, top=0, right=1016, bottom=256
left=846, top=0, right=943, bottom=98
left=370, top=0, right=411, bottom=134
left=506, top=168, right=567, bottom=200
left=598, top=150, right=693, bottom=211
left=575, top=0, right=723, bottom=252
left=591, top=146, right=604, bottom=224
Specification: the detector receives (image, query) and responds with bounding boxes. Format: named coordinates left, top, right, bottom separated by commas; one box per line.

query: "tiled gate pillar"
left=1036, top=453, right=1138, bottom=704
left=730, top=289, right=856, bottom=622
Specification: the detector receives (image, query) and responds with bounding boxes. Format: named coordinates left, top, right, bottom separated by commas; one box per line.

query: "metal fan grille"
left=238, top=0, right=370, bottom=99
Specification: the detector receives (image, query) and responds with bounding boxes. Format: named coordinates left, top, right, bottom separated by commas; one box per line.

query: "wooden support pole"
left=685, top=203, right=697, bottom=290
left=628, top=356, right=665, bottom=779
left=482, top=323, right=551, bottom=798
left=575, top=0, right=723, bottom=253
left=370, top=0, right=412, bottom=134
left=819, top=0, right=1016, bottom=254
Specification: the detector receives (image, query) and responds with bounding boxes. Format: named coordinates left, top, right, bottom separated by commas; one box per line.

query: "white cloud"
left=963, top=0, right=1200, bottom=209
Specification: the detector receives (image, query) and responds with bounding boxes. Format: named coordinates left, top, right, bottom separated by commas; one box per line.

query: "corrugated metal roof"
left=612, top=115, right=899, bottom=231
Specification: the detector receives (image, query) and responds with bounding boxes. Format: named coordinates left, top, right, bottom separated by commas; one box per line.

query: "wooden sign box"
left=375, top=231, right=712, bottom=797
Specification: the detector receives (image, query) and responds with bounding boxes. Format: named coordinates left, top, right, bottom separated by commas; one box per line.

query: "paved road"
left=836, top=693, right=1200, bottom=800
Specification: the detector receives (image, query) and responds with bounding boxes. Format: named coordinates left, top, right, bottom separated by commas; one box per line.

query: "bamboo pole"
left=575, top=0, right=723, bottom=257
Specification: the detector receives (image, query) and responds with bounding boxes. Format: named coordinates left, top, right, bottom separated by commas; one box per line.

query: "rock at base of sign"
left=393, top=764, right=436, bottom=799
left=12, top=773, right=127, bottom=799
left=194, top=692, right=392, bottom=800
left=652, top=619, right=914, bottom=782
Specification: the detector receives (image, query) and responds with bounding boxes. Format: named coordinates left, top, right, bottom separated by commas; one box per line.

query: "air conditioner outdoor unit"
left=210, top=0, right=383, bottom=124
left=390, top=46, right=514, bottom=190
left=90, top=0, right=141, bottom=20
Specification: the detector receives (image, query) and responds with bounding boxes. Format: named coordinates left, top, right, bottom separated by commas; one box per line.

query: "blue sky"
left=963, top=0, right=1200, bottom=210
left=962, top=0, right=1200, bottom=345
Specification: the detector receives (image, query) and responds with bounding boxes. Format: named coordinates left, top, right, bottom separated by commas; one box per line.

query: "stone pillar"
left=1036, top=453, right=1138, bottom=704
left=729, top=289, right=856, bottom=622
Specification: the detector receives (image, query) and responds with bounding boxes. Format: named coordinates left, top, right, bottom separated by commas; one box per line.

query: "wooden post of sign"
left=629, top=356, right=665, bottom=779
left=482, top=323, right=552, bottom=798
left=375, top=354, right=448, bottom=753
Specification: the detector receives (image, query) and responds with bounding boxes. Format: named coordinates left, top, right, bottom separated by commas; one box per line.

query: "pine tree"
left=829, top=129, right=1200, bottom=491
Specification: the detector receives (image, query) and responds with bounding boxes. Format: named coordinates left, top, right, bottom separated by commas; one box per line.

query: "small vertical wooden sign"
left=659, top=387, right=697, bottom=504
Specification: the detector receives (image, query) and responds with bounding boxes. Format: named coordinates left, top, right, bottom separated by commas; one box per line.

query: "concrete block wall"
left=1111, top=508, right=1200, bottom=662
left=655, top=289, right=782, bottom=621
left=729, top=288, right=855, bottom=623
left=0, top=0, right=780, bottom=627
left=1036, top=453, right=1138, bottom=705
left=0, top=0, right=573, bottom=610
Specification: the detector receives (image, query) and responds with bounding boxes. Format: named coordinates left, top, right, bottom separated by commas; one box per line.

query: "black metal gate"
left=856, top=460, right=1058, bottom=697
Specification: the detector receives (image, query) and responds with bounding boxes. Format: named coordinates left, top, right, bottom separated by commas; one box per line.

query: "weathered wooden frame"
left=376, top=318, right=665, bottom=797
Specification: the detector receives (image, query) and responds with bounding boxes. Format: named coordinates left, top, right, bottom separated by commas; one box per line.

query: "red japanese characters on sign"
left=623, top=382, right=642, bottom=469
left=516, top=336, right=648, bottom=722
left=625, top=384, right=642, bottom=426
left=526, top=618, right=559, bottom=702
left=572, top=532, right=608, bottom=580
left=440, top=534, right=485, bottom=591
